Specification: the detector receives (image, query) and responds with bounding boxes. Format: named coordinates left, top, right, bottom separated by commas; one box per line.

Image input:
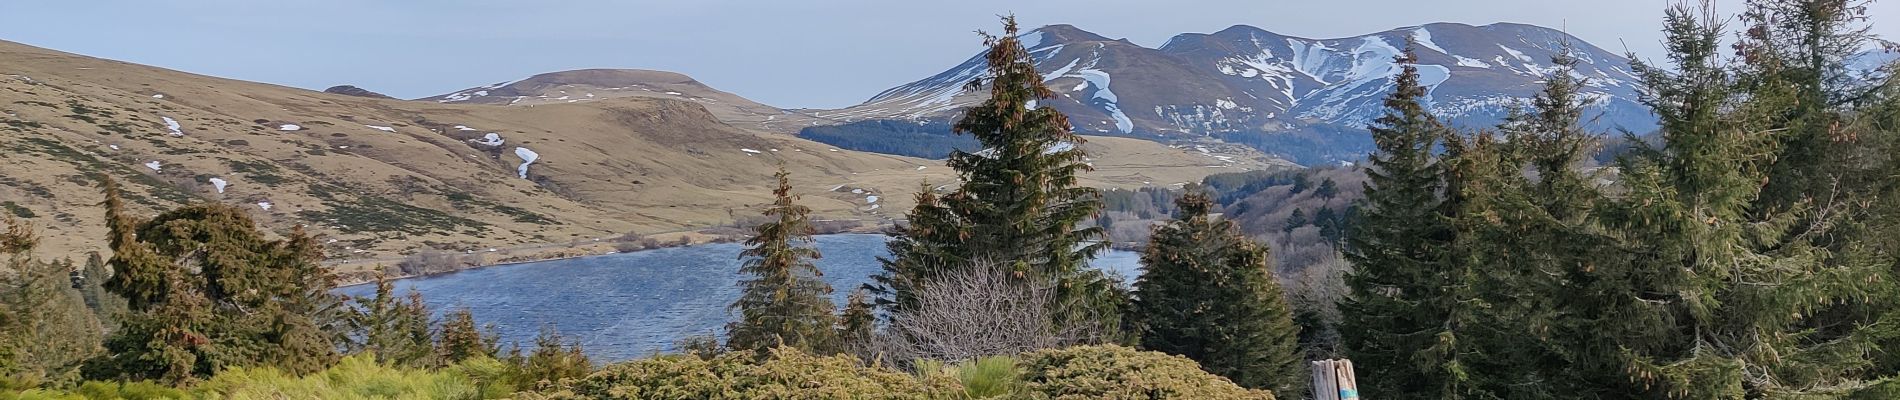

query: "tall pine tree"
left=871, top=15, right=1121, bottom=341
left=1338, top=45, right=1461, bottom=399
left=726, top=168, right=838, bottom=355
left=1132, top=190, right=1305, bottom=396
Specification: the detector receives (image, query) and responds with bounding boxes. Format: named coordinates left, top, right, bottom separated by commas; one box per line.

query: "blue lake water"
left=335, top=234, right=1142, bottom=361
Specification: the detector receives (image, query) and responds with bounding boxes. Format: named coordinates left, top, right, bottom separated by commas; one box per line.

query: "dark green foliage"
left=1131, top=192, right=1305, bottom=395
left=873, top=16, right=1121, bottom=342
left=300, top=184, right=487, bottom=235
left=87, top=179, right=339, bottom=384
left=1, top=219, right=105, bottom=389
left=0, top=203, right=32, bottom=219
left=796, top=119, right=978, bottom=159
left=343, top=274, right=435, bottom=368
left=726, top=168, right=838, bottom=355
left=1315, top=178, right=1339, bottom=199
left=504, top=326, right=592, bottom=392
left=73, top=253, right=126, bottom=333
left=434, top=308, right=499, bottom=364
left=836, top=288, right=877, bottom=359
left=1282, top=208, right=1307, bottom=233
left=1337, top=45, right=1462, bottom=400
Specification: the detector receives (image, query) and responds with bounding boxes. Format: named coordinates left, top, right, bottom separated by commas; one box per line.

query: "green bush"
left=0, top=380, right=188, bottom=400
left=525, top=347, right=957, bottom=399
left=192, top=354, right=513, bottom=400
left=947, top=357, right=1023, bottom=399
left=1017, top=345, right=1276, bottom=400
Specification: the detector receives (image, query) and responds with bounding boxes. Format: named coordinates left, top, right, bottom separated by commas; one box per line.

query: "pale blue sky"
left=2, top=0, right=1893, bottom=108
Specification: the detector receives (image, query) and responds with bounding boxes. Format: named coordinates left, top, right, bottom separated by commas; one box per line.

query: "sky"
left=2, top=0, right=1895, bottom=109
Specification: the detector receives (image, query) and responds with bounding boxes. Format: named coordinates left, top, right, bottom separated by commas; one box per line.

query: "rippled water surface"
left=336, top=234, right=1142, bottom=361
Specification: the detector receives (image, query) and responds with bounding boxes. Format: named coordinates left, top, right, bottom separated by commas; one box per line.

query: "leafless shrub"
left=612, top=241, right=645, bottom=253
left=884, top=260, right=1104, bottom=363
left=810, top=219, right=863, bottom=235
left=394, top=249, right=479, bottom=276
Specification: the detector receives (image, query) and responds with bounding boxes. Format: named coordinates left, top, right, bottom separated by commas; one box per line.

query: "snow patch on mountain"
left=514, top=147, right=539, bottom=179
left=161, top=116, right=182, bottom=136
left=1411, top=28, right=1447, bottom=53
left=472, top=133, right=504, bottom=147
left=1454, top=56, right=1492, bottom=68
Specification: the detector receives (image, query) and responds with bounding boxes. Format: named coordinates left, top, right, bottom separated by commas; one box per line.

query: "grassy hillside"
left=0, top=39, right=1284, bottom=274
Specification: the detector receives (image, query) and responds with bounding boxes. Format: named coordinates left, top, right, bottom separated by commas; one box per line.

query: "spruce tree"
left=0, top=218, right=105, bottom=389
left=1595, top=3, right=1900, bottom=396
left=836, top=288, right=877, bottom=358
left=1283, top=208, right=1308, bottom=233
left=505, top=325, right=591, bottom=391
left=88, top=177, right=338, bottom=383
left=345, top=273, right=436, bottom=368
left=872, top=15, right=1120, bottom=340
left=726, top=168, right=839, bottom=355
left=1338, top=45, right=1461, bottom=399
left=1132, top=191, right=1305, bottom=396
left=1733, top=0, right=1881, bottom=210
left=435, top=308, right=498, bottom=364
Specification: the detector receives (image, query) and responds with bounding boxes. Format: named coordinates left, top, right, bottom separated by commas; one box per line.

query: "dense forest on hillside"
left=795, top=119, right=978, bottom=159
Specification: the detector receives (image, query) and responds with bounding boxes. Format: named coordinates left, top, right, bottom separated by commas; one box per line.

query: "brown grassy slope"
left=0, top=39, right=1284, bottom=268
left=419, top=68, right=837, bottom=134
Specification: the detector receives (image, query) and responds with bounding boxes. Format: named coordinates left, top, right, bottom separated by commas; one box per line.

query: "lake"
left=335, top=234, right=1143, bottom=361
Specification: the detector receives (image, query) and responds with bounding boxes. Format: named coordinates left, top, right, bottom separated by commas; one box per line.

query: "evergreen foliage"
left=504, top=326, right=592, bottom=392
left=726, top=167, right=839, bottom=356
left=434, top=308, right=499, bottom=365
left=1131, top=191, right=1305, bottom=395
left=343, top=274, right=435, bottom=368
left=86, top=178, right=339, bottom=384
left=1337, top=44, right=1463, bottom=399
left=872, top=15, right=1121, bottom=342
left=796, top=119, right=979, bottom=159
left=0, top=219, right=104, bottom=390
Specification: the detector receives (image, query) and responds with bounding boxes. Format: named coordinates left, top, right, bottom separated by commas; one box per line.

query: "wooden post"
left=1312, top=359, right=1360, bottom=400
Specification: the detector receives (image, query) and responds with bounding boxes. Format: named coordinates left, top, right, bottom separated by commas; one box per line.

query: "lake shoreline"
left=330, top=225, right=891, bottom=287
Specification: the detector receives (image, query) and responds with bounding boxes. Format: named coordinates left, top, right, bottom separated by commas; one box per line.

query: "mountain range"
left=813, top=22, right=1658, bottom=163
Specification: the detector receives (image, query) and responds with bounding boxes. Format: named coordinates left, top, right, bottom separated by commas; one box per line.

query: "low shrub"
left=1017, top=345, right=1275, bottom=400
left=524, top=347, right=956, bottom=400
left=192, top=354, right=514, bottom=400
left=0, top=381, right=188, bottom=400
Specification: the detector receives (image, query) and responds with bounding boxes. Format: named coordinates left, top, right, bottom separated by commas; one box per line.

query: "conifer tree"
left=505, top=325, right=592, bottom=391
left=1595, top=3, right=1900, bottom=396
left=1337, top=45, right=1461, bottom=399
left=836, top=288, right=877, bottom=358
left=88, top=177, right=338, bottom=383
left=1283, top=208, right=1308, bottom=233
left=1733, top=0, right=1881, bottom=210
left=75, top=252, right=127, bottom=332
left=726, top=168, right=839, bottom=355
left=872, top=15, right=1120, bottom=340
left=345, top=274, right=435, bottom=368
left=1132, top=191, right=1305, bottom=396
left=0, top=218, right=105, bottom=389
left=435, top=308, right=498, bottom=364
